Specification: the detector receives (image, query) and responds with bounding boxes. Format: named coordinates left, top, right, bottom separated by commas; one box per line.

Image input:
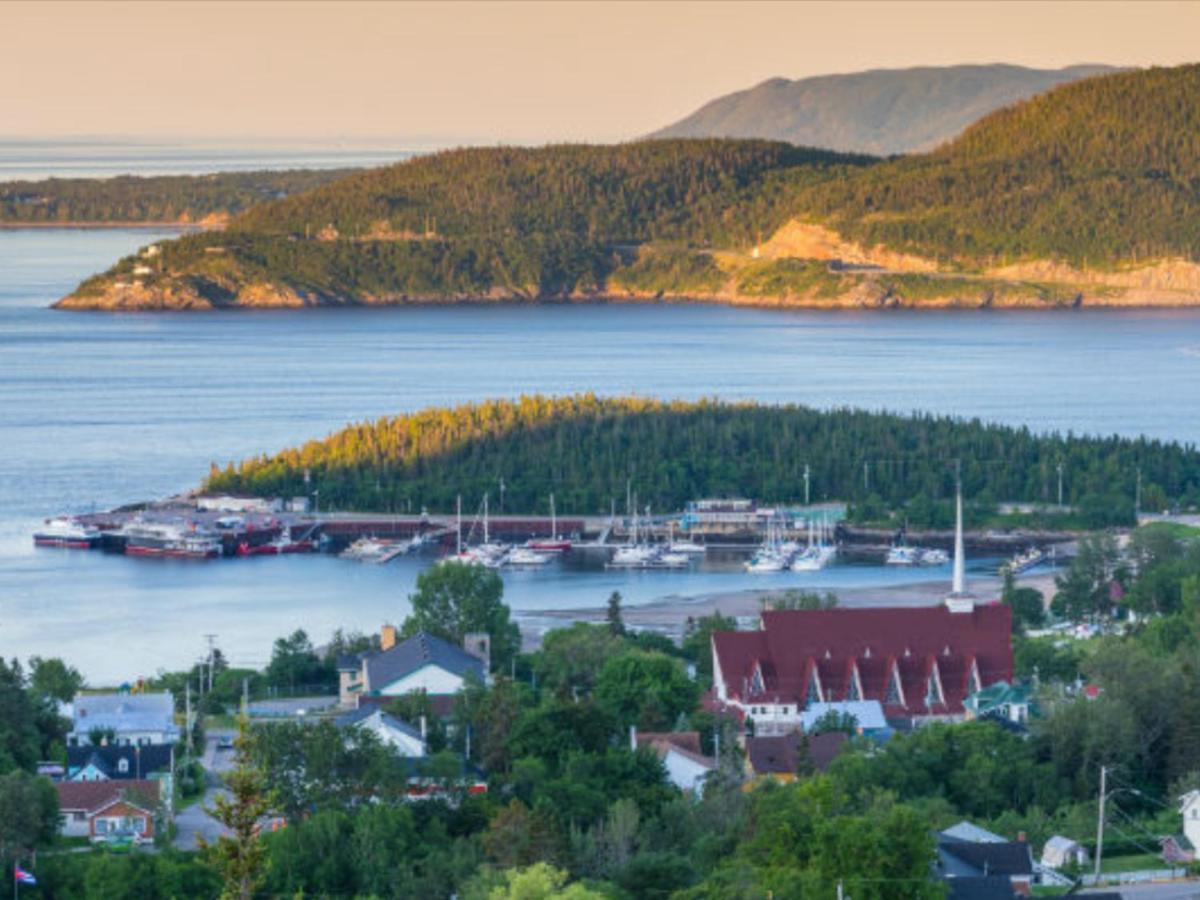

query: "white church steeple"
left=946, top=471, right=975, bottom=613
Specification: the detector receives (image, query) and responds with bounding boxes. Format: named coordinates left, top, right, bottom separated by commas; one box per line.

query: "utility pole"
left=204, top=634, right=217, bottom=694
left=804, top=464, right=810, bottom=506
left=1135, top=468, right=1142, bottom=517
left=242, top=677, right=249, bottom=716
left=1094, top=765, right=1108, bottom=881
left=836, top=880, right=845, bottom=900
left=862, top=461, right=869, bottom=494
left=184, top=681, right=192, bottom=763
left=1057, top=462, right=1064, bottom=508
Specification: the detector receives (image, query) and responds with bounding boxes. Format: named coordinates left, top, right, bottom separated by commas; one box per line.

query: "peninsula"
left=56, top=65, right=1200, bottom=312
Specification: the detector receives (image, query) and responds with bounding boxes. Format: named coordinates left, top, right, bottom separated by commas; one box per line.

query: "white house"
left=1181, top=790, right=1200, bottom=851
left=69, top=692, right=180, bottom=747
left=337, top=627, right=488, bottom=707
left=1041, top=835, right=1089, bottom=869
left=633, top=730, right=715, bottom=795
left=336, top=706, right=426, bottom=758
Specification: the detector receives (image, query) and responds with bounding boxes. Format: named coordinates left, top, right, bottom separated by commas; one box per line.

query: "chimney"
left=380, top=624, right=398, bottom=651
left=1017, top=831, right=1027, bottom=843
left=462, top=632, right=491, bottom=673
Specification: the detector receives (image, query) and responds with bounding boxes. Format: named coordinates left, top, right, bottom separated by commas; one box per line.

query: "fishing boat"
left=33, top=516, right=101, bottom=549
left=886, top=544, right=921, bottom=566
left=1003, top=546, right=1046, bottom=575
left=503, top=546, right=553, bottom=568
left=121, top=520, right=221, bottom=559
left=919, top=548, right=950, bottom=566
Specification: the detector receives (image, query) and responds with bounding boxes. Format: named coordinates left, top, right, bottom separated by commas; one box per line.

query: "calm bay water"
left=3, top=227, right=1200, bottom=680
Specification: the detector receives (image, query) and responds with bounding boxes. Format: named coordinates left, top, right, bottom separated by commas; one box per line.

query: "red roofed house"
left=56, top=779, right=161, bottom=844
left=712, top=487, right=1013, bottom=731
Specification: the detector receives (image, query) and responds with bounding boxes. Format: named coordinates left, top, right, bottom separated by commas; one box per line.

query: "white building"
left=337, top=626, right=488, bottom=706
left=69, top=692, right=180, bottom=747
left=336, top=706, right=426, bottom=757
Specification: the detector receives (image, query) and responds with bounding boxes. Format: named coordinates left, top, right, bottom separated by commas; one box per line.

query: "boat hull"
left=34, top=535, right=98, bottom=549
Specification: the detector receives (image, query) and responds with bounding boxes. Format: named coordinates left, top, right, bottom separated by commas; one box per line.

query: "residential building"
left=797, top=700, right=889, bottom=736
left=632, top=730, right=715, bottom=794
left=68, top=692, right=180, bottom=747
left=1181, top=790, right=1200, bottom=850
left=337, top=626, right=488, bottom=707
left=963, top=681, right=1034, bottom=726
left=1040, top=834, right=1089, bottom=869
left=66, top=744, right=174, bottom=785
left=744, top=731, right=848, bottom=784
left=936, top=831, right=1034, bottom=896
left=335, top=705, right=426, bottom=757
left=55, top=780, right=161, bottom=844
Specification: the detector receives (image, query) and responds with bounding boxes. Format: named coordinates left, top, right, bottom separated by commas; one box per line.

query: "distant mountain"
left=648, top=64, right=1120, bottom=155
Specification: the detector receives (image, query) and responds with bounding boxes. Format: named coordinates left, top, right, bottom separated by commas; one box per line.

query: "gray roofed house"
left=338, top=626, right=487, bottom=707
left=68, top=692, right=180, bottom=747
left=335, top=705, right=426, bottom=757
left=937, top=833, right=1034, bottom=895
left=67, top=744, right=174, bottom=782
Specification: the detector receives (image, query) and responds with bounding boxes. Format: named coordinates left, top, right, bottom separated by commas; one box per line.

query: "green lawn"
left=1099, top=851, right=1166, bottom=873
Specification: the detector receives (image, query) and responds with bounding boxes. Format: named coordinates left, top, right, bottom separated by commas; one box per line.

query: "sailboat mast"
left=550, top=493, right=557, bottom=539
left=456, top=495, right=462, bottom=554
left=483, top=493, right=489, bottom=544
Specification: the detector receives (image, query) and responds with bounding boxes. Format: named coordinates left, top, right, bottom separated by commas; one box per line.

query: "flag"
left=14, top=865, right=36, bottom=885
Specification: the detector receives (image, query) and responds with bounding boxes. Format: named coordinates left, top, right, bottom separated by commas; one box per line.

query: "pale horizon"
left=2, top=0, right=1197, bottom=145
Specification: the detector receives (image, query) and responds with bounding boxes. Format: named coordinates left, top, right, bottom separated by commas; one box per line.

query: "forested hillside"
left=792, top=65, right=1200, bottom=264
left=649, top=64, right=1114, bottom=155
left=204, top=395, right=1200, bottom=523
left=56, top=65, right=1200, bottom=310
left=0, top=169, right=350, bottom=224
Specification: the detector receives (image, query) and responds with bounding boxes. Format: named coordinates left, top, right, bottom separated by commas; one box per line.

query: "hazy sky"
left=3, top=0, right=1196, bottom=144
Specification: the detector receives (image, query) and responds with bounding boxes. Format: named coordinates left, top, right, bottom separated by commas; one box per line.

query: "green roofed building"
left=962, top=681, right=1033, bottom=726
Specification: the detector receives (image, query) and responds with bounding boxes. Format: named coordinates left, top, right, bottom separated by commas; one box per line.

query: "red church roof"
left=713, top=604, right=1012, bottom=719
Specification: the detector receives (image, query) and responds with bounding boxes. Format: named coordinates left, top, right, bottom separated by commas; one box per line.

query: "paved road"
left=174, top=734, right=233, bottom=851
left=1083, top=883, right=1200, bottom=899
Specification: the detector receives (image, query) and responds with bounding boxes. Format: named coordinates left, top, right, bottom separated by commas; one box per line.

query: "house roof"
left=635, top=731, right=715, bottom=770
left=70, top=692, right=179, bottom=737
left=364, top=631, right=484, bottom=693
left=746, top=731, right=848, bottom=775
left=713, top=606, right=1012, bottom=718
left=944, top=876, right=1020, bottom=900
left=67, top=744, right=173, bottom=778
left=799, top=701, right=888, bottom=732
left=938, top=837, right=1034, bottom=877
left=56, top=780, right=160, bottom=815
left=335, top=705, right=424, bottom=742
left=942, top=822, right=1008, bottom=844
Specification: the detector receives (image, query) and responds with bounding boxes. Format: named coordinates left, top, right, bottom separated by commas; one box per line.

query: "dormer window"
left=884, top=663, right=905, bottom=708
left=805, top=669, right=823, bottom=705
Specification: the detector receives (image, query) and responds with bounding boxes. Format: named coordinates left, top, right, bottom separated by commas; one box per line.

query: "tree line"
left=204, top=395, right=1200, bottom=526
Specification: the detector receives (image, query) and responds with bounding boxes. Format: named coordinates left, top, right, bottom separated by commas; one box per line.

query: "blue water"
left=3, top=227, right=1200, bottom=681
left=0, top=139, right=420, bottom=181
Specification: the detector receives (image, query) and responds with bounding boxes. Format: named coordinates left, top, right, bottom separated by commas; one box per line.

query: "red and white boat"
left=33, top=517, right=101, bottom=549
left=237, top=532, right=315, bottom=556
left=524, top=493, right=572, bottom=552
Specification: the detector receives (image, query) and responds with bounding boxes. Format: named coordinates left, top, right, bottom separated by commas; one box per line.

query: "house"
left=68, top=692, right=180, bottom=747
left=964, top=681, right=1034, bottom=726
left=337, top=626, right=488, bottom=707
left=335, top=706, right=426, bottom=757
left=1180, top=790, right=1200, bottom=850
left=66, top=744, right=174, bottom=784
left=711, top=604, right=1012, bottom=731
left=797, top=700, right=889, bottom=736
left=943, top=876, right=1021, bottom=900
left=631, top=730, right=715, bottom=794
left=936, top=832, right=1034, bottom=896
left=744, top=731, right=848, bottom=783
left=942, top=822, right=1006, bottom=844
left=55, top=780, right=160, bottom=844
left=1041, top=834, right=1089, bottom=869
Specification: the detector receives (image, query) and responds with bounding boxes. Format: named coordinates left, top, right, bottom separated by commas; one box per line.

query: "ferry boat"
left=33, top=516, right=101, bottom=549
left=122, top=520, right=221, bottom=559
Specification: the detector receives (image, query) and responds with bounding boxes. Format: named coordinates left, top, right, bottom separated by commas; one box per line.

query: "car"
left=216, top=736, right=234, bottom=750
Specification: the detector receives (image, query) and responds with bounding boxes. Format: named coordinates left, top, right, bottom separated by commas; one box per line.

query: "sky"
left=2, top=0, right=1197, bottom=145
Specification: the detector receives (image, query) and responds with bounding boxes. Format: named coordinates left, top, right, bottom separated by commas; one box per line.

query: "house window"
left=118, top=759, right=129, bottom=774
left=805, top=673, right=821, bottom=705
left=925, top=674, right=940, bottom=708
left=884, top=667, right=902, bottom=706
left=846, top=673, right=861, bottom=702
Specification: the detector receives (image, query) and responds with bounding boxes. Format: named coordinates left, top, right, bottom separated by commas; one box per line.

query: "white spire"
left=946, top=474, right=974, bottom=612
left=952, top=481, right=965, bottom=596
